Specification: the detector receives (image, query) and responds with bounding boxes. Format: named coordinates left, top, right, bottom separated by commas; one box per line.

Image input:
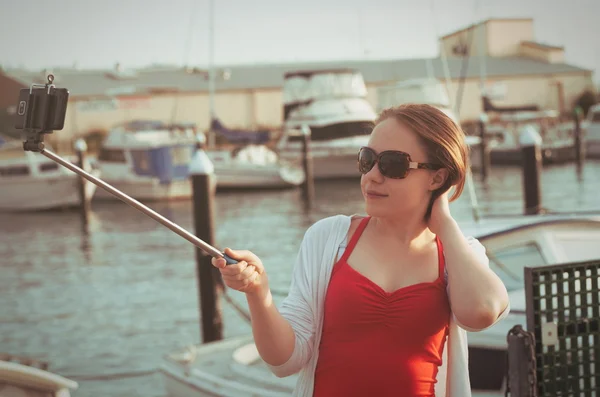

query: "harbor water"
left=2, top=161, right=600, bottom=397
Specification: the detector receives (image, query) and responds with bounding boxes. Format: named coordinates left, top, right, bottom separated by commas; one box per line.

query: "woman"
left=211, top=104, right=510, bottom=397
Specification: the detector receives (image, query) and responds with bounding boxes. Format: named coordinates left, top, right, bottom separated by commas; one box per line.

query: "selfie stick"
left=19, top=75, right=237, bottom=265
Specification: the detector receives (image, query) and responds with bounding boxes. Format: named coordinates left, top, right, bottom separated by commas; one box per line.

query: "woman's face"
left=360, top=118, right=440, bottom=220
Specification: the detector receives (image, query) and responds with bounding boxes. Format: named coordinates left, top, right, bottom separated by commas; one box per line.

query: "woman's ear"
left=429, top=168, right=450, bottom=191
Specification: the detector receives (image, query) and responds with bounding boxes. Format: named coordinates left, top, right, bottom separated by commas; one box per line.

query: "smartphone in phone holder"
left=15, top=74, right=69, bottom=152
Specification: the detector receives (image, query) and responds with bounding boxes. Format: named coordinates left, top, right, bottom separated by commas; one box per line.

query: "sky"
left=1, top=0, right=599, bottom=83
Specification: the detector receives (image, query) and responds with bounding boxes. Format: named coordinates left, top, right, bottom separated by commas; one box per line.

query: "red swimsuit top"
left=313, top=216, right=451, bottom=397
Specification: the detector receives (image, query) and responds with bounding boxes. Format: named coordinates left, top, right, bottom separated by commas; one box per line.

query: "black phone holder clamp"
left=16, top=74, right=69, bottom=153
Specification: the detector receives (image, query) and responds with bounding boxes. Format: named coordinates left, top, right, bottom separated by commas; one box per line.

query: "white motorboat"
left=207, top=119, right=304, bottom=190
left=483, top=109, right=576, bottom=166
left=0, top=355, right=78, bottom=397
left=207, top=145, right=304, bottom=190
left=276, top=69, right=376, bottom=180
left=376, top=78, right=483, bottom=171
left=159, top=212, right=600, bottom=397
left=0, top=135, right=99, bottom=212
left=93, top=120, right=198, bottom=201
left=376, top=78, right=457, bottom=122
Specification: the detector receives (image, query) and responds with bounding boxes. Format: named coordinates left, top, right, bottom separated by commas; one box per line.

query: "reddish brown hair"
left=375, top=104, right=470, bottom=202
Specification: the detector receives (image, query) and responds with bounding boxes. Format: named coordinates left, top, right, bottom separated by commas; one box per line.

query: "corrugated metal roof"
left=3, top=56, right=591, bottom=98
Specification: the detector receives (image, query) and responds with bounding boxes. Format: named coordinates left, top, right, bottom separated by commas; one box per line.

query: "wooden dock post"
left=300, top=125, right=315, bottom=210
left=189, top=135, right=224, bottom=343
left=519, top=126, right=543, bottom=215
left=74, top=138, right=90, bottom=226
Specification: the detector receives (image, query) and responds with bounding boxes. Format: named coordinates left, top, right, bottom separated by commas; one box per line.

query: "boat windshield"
left=98, top=148, right=127, bottom=163
left=487, top=242, right=547, bottom=291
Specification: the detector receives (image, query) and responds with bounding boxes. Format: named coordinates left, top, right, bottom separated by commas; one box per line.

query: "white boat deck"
left=161, top=334, right=507, bottom=397
left=161, top=335, right=295, bottom=397
left=0, top=358, right=78, bottom=397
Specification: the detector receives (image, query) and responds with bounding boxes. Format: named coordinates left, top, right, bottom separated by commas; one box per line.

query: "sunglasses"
left=358, top=147, right=443, bottom=179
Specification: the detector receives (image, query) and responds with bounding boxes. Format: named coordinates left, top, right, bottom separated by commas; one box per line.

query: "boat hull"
left=0, top=171, right=99, bottom=211
left=310, top=152, right=362, bottom=179
left=214, top=164, right=304, bottom=190
left=488, top=144, right=577, bottom=166
left=277, top=135, right=371, bottom=180
left=94, top=178, right=192, bottom=201
left=159, top=336, right=508, bottom=397
left=0, top=359, right=78, bottom=397
left=279, top=150, right=362, bottom=180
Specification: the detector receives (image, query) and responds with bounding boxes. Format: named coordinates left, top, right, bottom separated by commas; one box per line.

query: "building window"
left=98, top=148, right=127, bottom=163
left=39, top=162, right=59, bottom=172
left=452, top=43, right=469, bottom=56
left=0, top=165, right=30, bottom=176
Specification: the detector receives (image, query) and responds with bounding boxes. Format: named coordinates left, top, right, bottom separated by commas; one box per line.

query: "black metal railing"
left=508, top=259, right=600, bottom=396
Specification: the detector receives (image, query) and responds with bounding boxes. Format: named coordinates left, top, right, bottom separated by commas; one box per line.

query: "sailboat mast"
left=207, top=0, right=216, bottom=147
left=478, top=30, right=487, bottom=94
left=430, top=0, right=481, bottom=222
left=476, top=4, right=487, bottom=97
left=171, top=0, right=198, bottom=124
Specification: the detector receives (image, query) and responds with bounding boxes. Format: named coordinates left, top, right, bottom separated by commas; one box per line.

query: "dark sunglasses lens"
left=379, top=152, right=409, bottom=178
left=358, top=148, right=376, bottom=174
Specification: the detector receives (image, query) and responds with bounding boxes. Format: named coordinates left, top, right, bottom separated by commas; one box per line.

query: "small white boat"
left=0, top=135, right=99, bottom=212
left=277, top=69, right=376, bottom=180
left=0, top=355, right=78, bottom=397
left=584, top=103, right=600, bottom=158
left=207, top=145, right=305, bottom=190
left=159, top=212, right=600, bottom=397
left=94, top=121, right=198, bottom=201
left=376, top=78, right=483, bottom=171
left=376, top=78, right=456, bottom=121
left=207, top=119, right=304, bottom=190
left=484, top=111, right=577, bottom=166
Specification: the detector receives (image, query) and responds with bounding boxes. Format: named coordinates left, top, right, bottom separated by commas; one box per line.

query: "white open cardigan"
left=265, top=214, right=509, bottom=397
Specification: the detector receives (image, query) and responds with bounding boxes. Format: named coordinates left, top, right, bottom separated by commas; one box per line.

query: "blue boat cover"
left=211, top=118, right=270, bottom=144
left=130, top=145, right=195, bottom=184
